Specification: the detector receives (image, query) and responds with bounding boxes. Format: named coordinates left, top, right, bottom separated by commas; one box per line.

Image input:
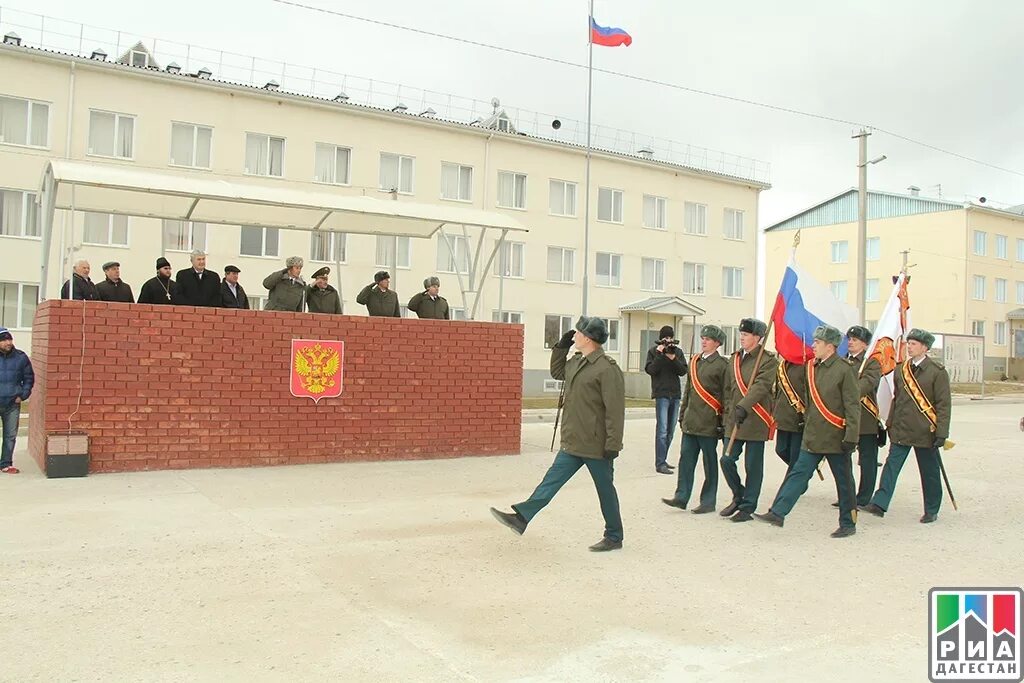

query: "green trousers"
left=870, top=443, right=942, bottom=515
left=770, top=449, right=857, bottom=528
left=673, top=434, right=719, bottom=509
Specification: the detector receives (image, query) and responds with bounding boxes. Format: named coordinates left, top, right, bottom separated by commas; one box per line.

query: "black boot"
left=920, top=513, right=938, bottom=524
left=490, top=507, right=526, bottom=535
left=754, top=511, right=784, bottom=527
left=731, top=511, right=753, bottom=523
left=719, top=501, right=740, bottom=517
left=830, top=526, right=856, bottom=538
left=588, top=537, right=623, bottom=552
left=661, top=498, right=686, bottom=510
left=862, top=503, right=885, bottom=518
left=691, top=504, right=715, bottom=514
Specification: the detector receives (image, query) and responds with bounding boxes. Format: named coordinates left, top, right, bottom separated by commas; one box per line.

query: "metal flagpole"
left=581, top=0, right=595, bottom=316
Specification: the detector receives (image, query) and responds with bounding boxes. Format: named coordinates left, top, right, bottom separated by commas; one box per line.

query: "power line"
left=272, top=0, right=1024, bottom=180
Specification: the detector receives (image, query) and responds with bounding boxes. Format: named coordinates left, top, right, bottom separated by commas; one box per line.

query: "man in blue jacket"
left=0, top=327, right=34, bottom=474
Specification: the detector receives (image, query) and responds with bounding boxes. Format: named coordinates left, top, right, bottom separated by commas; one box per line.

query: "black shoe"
left=731, top=511, right=753, bottom=523
left=656, top=464, right=673, bottom=475
left=920, top=513, right=938, bottom=524
left=862, top=503, right=885, bottom=518
left=589, top=537, right=623, bottom=552
left=691, top=504, right=715, bottom=514
left=830, top=501, right=840, bottom=508
left=490, top=507, right=526, bottom=535
left=661, top=498, right=686, bottom=510
left=754, top=511, right=784, bottom=527
left=720, top=501, right=740, bottom=517
left=830, top=526, right=856, bottom=538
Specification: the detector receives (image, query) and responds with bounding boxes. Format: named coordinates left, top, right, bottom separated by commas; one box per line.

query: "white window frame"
left=0, top=281, right=39, bottom=330
left=682, top=262, right=706, bottom=296
left=436, top=234, right=469, bottom=274
left=0, top=189, right=39, bottom=239
left=130, top=49, right=150, bottom=68
left=597, top=187, right=624, bottom=224
left=994, top=321, right=1007, bottom=346
left=313, top=142, right=352, bottom=186
left=169, top=121, right=213, bottom=169
left=641, top=258, right=666, bottom=292
left=497, top=171, right=527, bottom=210
left=0, top=95, right=50, bottom=148
left=88, top=109, right=136, bottom=160
left=642, top=195, right=668, bottom=230
left=440, top=162, right=473, bottom=202
left=865, top=278, right=880, bottom=302
left=549, top=179, right=577, bottom=217
left=376, top=235, right=412, bottom=269
left=543, top=379, right=565, bottom=393
left=866, top=236, right=881, bottom=261
left=379, top=152, right=415, bottom=194
left=249, top=295, right=267, bottom=311
left=1017, top=239, right=1024, bottom=262
left=829, top=280, right=848, bottom=303
left=543, top=314, right=574, bottom=349
left=598, top=317, right=621, bottom=353
left=973, top=275, right=986, bottom=301
left=722, top=267, right=744, bottom=299
left=971, top=320, right=985, bottom=337
left=973, top=230, right=987, bottom=256
left=492, top=311, right=523, bottom=324
left=162, top=220, right=207, bottom=253
left=995, top=278, right=1008, bottom=304
left=244, top=132, right=285, bottom=177
left=494, top=241, right=525, bottom=279
left=83, top=213, right=130, bottom=247
left=724, top=208, right=745, bottom=241
left=1017, top=282, right=1024, bottom=306
left=684, top=202, right=708, bottom=236
left=310, top=231, right=347, bottom=263
left=450, top=308, right=469, bottom=321
left=595, top=252, right=622, bottom=288
left=546, top=247, right=575, bottom=284
left=831, top=241, right=849, bottom=264
left=996, top=234, right=1008, bottom=260
left=239, top=226, right=280, bottom=258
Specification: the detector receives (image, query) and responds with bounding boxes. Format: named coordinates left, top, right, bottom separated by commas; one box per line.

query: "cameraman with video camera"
left=646, top=325, right=688, bottom=474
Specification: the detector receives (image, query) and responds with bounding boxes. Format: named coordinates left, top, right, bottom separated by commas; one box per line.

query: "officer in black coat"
left=95, top=261, right=135, bottom=303
left=173, top=249, right=221, bottom=307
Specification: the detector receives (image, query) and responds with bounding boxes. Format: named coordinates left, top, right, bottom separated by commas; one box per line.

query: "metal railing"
left=0, top=6, right=770, bottom=184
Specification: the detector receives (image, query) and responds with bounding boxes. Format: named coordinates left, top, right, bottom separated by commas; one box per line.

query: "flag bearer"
left=841, top=326, right=883, bottom=508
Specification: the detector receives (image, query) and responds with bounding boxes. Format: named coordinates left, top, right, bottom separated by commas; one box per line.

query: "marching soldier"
left=773, top=358, right=807, bottom=472
left=755, top=325, right=861, bottom=537
left=720, top=318, right=778, bottom=523
left=841, top=325, right=883, bottom=508
left=306, top=267, right=343, bottom=314
left=662, top=325, right=727, bottom=514
left=864, top=328, right=951, bottom=523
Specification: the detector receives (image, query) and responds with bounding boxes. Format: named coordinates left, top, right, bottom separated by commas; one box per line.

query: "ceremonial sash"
left=851, top=353, right=881, bottom=420
left=806, top=360, right=846, bottom=430
left=901, top=361, right=938, bottom=432
left=690, top=354, right=722, bottom=415
left=776, top=362, right=805, bottom=414
left=734, top=353, right=776, bottom=437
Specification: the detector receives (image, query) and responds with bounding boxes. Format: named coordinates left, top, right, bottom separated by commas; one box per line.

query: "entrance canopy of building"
left=37, top=160, right=528, bottom=314
left=618, top=296, right=707, bottom=372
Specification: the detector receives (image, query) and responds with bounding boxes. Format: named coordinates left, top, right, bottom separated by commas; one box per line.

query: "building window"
left=497, top=171, right=527, bottom=209
left=170, top=122, right=212, bottom=169
left=971, top=320, right=985, bottom=337
left=595, top=252, right=622, bottom=287
left=544, top=314, right=574, bottom=348
left=597, top=187, right=623, bottom=223
left=598, top=318, right=621, bottom=352
left=249, top=296, right=267, bottom=311
left=441, top=163, right=473, bottom=202
left=829, top=280, right=848, bottom=302
left=641, top=258, right=666, bottom=292
left=543, top=379, right=565, bottom=393
left=244, top=133, right=284, bottom=177
left=546, top=247, right=575, bottom=283
left=973, top=275, right=986, bottom=300
left=1018, top=239, right=1024, bottom=262
left=450, top=308, right=469, bottom=321
left=0, top=189, right=39, bottom=238
left=494, top=241, right=525, bottom=278
left=162, top=220, right=207, bottom=252
left=724, top=208, right=745, bottom=240
left=973, top=230, right=987, bottom=256
left=240, top=226, right=279, bottom=257
left=996, top=278, right=1008, bottom=303
left=83, top=213, right=129, bottom=246
left=865, top=319, right=878, bottom=330
left=0, top=282, right=38, bottom=329
left=865, top=278, right=879, bottom=302
left=376, top=235, right=411, bottom=269
left=996, top=234, right=1008, bottom=259
left=722, top=267, right=744, bottom=298
left=311, top=231, right=347, bottom=263
left=437, top=234, right=469, bottom=274
left=549, top=179, right=577, bottom=217
left=684, top=202, right=707, bottom=235
left=1017, top=282, right=1024, bottom=305
left=88, top=110, right=135, bottom=159
left=721, top=325, right=740, bottom=354
left=831, top=241, right=849, bottom=264
left=380, top=153, right=415, bottom=193
left=642, top=195, right=667, bottom=230
left=313, top=143, right=351, bottom=185
left=995, top=321, right=1007, bottom=345
left=492, top=311, right=523, bottom=324
left=683, top=262, right=706, bottom=295
left=0, top=95, right=49, bottom=147
left=866, top=236, right=880, bottom=261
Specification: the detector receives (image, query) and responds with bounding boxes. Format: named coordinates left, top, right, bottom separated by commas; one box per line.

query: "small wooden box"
left=45, top=431, right=90, bottom=478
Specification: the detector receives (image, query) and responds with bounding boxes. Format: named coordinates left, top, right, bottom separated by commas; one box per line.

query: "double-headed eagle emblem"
left=293, top=343, right=341, bottom=394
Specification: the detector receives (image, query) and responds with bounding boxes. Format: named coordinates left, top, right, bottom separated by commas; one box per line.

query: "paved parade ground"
left=3, top=399, right=1022, bottom=682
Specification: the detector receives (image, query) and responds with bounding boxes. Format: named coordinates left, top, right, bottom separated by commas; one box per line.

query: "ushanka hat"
left=813, top=324, right=842, bottom=347
left=739, top=318, right=767, bottom=337
left=700, top=324, right=727, bottom=345
left=906, top=328, right=936, bottom=349
left=575, top=316, right=609, bottom=345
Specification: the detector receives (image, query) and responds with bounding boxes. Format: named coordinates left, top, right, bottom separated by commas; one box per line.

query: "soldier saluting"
left=841, top=325, right=883, bottom=509
left=756, top=325, right=861, bottom=538
left=662, top=325, right=728, bottom=514
left=864, top=328, right=952, bottom=523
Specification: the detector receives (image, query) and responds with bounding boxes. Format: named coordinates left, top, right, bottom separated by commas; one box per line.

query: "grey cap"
left=285, top=256, right=304, bottom=268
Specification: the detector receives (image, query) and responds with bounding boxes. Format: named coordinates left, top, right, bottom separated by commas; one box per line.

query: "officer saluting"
left=662, top=324, right=728, bottom=514
left=864, top=328, right=952, bottom=523
left=773, top=358, right=807, bottom=472
left=841, top=325, right=883, bottom=509
left=756, top=325, right=861, bottom=537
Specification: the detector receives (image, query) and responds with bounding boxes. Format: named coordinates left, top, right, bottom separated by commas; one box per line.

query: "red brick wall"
left=29, top=300, right=523, bottom=473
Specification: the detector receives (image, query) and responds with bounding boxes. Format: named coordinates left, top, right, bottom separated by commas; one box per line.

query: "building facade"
left=0, top=37, right=767, bottom=395
left=764, top=189, right=1024, bottom=379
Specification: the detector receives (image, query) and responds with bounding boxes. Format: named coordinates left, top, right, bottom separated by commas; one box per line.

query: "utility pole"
left=853, top=129, right=886, bottom=325
left=900, top=249, right=909, bottom=272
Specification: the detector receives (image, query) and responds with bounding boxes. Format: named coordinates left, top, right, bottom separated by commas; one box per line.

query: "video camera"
left=659, top=337, right=681, bottom=356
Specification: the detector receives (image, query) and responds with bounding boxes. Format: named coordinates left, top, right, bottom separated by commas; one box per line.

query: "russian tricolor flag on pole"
left=771, top=253, right=860, bottom=364
left=590, top=17, right=632, bottom=47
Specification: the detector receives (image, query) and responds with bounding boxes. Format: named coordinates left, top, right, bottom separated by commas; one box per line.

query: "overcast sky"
left=7, top=0, right=1024, bottom=227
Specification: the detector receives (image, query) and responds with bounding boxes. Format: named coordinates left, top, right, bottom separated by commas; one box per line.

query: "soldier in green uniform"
left=864, top=328, right=951, bottom=523
left=773, top=359, right=807, bottom=473
left=755, top=325, right=861, bottom=538
left=720, top=318, right=778, bottom=522
left=662, top=325, right=727, bottom=514
left=306, top=267, right=343, bottom=314
left=407, top=276, right=450, bottom=320
left=490, top=317, right=626, bottom=552
left=841, top=325, right=883, bottom=508
left=263, top=256, right=307, bottom=312
left=356, top=271, right=401, bottom=317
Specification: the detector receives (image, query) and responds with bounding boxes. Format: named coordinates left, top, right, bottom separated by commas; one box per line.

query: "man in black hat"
left=306, top=267, right=343, bottom=314
left=174, top=250, right=221, bottom=307
left=645, top=324, right=688, bottom=474
left=60, top=259, right=99, bottom=300
left=138, top=258, right=178, bottom=305
left=356, top=271, right=400, bottom=317
left=95, top=261, right=135, bottom=303
left=220, top=265, right=250, bottom=309
left=407, top=276, right=450, bottom=320
left=841, top=325, right=883, bottom=508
